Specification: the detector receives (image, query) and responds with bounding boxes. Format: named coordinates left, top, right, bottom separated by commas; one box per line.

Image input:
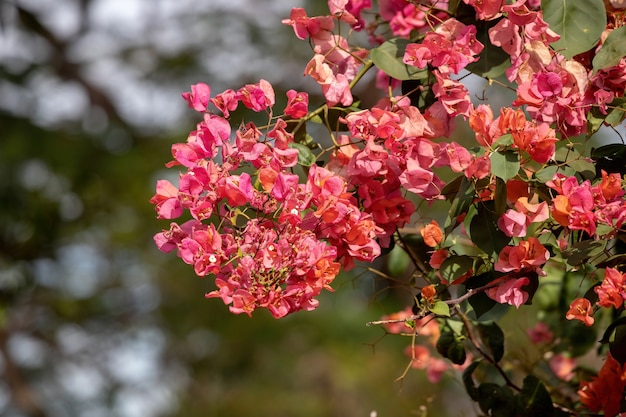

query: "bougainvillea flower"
left=485, top=277, right=530, bottom=308
left=420, top=220, right=443, bottom=247
left=181, top=82, right=211, bottom=112
left=565, top=298, right=594, bottom=326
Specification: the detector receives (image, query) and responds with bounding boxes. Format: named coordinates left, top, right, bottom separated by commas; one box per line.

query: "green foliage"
left=370, top=38, right=428, bottom=81
left=490, top=150, right=520, bottom=181
left=542, top=0, right=606, bottom=58
left=289, top=142, right=316, bottom=166
left=593, top=25, right=626, bottom=71
left=465, top=201, right=511, bottom=259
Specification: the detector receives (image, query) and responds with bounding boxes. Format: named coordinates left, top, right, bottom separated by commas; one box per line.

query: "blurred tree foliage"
left=0, top=1, right=467, bottom=416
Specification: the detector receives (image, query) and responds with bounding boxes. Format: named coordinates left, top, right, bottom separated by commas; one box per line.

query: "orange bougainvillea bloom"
left=421, top=220, right=443, bottom=248
left=551, top=194, right=572, bottom=227
left=565, top=297, right=595, bottom=326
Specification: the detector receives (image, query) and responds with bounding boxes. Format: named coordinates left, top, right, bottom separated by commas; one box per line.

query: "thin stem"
left=455, top=306, right=522, bottom=392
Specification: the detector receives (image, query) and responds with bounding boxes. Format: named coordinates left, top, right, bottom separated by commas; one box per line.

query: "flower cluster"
left=151, top=80, right=382, bottom=317
left=153, top=0, right=626, bottom=414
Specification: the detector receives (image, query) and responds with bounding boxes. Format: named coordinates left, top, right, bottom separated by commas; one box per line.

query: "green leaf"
left=436, top=331, right=456, bottom=357
left=439, top=255, right=474, bottom=284
left=429, top=300, right=450, bottom=317
left=542, top=0, right=606, bottom=59
left=604, top=97, right=626, bottom=126
left=387, top=244, right=411, bottom=277
left=490, top=150, right=520, bottom=181
left=593, top=26, right=626, bottom=72
left=465, top=201, right=511, bottom=258
left=517, top=375, right=554, bottom=417
left=370, top=38, right=428, bottom=81
left=492, top=133, right=513, bottom=148
left=534, top=165, right=559, bottom=183
left=288, top=142, right=316, bottom=167
left=565, top=158, right=596, bottom=179
left=447, top=339, right=467, bottom=365
left=477, top=321, right=505, bottom=363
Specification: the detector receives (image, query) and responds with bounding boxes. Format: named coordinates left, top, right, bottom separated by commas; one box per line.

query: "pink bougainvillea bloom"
left=514, top=197, right=549, bottom=223
left=432, top=72, right=473, bottom=117
left=181, top=82, right=211, bottom=112
left=549, top=353, right=576, bottom=381
left=328, top=0, right=372, bottom=29
left=237, top=79, right=275, bottom=112
left=281, top=7, right=334, bottom=40
left=463, top=0, right=504, bottom=20
left=498, top=209, right=528, bottom=237
left=485, top=277, right=530, bottom=308
left=210, top=88, right=238, bottom=118
left=527, top=321, right=553, bottom=344
left=565, top=298, right=594, bottom=326
left=150, top=179, right=182, bottom=219
left=405, top=345, right=451, bottom=383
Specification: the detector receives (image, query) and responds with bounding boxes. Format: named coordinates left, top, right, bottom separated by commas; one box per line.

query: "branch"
left=0, top=328, right=49, bottom=417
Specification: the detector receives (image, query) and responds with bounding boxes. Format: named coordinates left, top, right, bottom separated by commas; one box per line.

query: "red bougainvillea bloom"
left=565, top=297, right=594, bottom=326
left=284, top=89, right=309, bottom=119
left=429, top=248, right=449, bottom=269
left=595, top=267, right=626, bottom=309
left=579, top=352, right=626, bottom=417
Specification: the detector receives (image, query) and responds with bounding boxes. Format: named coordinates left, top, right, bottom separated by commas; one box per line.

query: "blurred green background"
left=0, top=1, right=472, bottom=416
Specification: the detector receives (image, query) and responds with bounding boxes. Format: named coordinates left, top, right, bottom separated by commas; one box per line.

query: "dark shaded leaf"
left=466, top=201, right=511, bottom=258
left=477, top=321, right=505, bottom=363
left=463, top=360, right=482, bottom=401
left=517, top=375, right=554, bottom=417
left=465, top=17, right=511, bottom=78
left=562, top=240, right=606, bottom=266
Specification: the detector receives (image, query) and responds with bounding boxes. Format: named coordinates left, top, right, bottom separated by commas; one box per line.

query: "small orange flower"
left=565, top=297, right=594, bottom=326
left=421, top=220, right=443, bottom=248
left=421, top=284, right=437, bottom=304
left=551, top=195, right=571, bottom=227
